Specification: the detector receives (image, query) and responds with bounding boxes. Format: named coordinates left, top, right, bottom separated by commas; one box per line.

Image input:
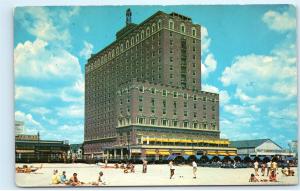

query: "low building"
left=230, top=139, right=295, bottom=158
left=15, top=133, right=70, bottom=163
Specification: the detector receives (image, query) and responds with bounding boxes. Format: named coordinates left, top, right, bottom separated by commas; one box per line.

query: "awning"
left=16, top=150, right=35, bottom=153
left=207, top=151, right=217, bottom=155
left=158, top=151, right=170, bottom=155
left=195, top=155, right=202, bottom=160
left=184, top=151, right=194, bottom=155
left=217, top=151, right=228, bottom=156
left=259, top=156, right=265, bottom=161
left=206, top=155, right=215, bottom=160
left=182, top=155, right=189, bottom=160
left=167, top=154, right=177, bottom=160
left=145, top=150, right=156, bottom=155
left=228, top=152, right=237, bottom=156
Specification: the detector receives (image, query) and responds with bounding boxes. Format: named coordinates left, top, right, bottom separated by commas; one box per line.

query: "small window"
left=192, top=27, right=196, bottom=36
left=146, top=27, right=150, bottom=36
left=169, top=20, right=174, bottom=29
left=138, top=117, right=144, bottom=124
left=150, top=118, right=156, bottom=125
left=126, top=40, right=129, bottom=48
left=173, top=92, right=178, bottom=98
left=173, top=120, right=178, bottom=127
left=194, top=112, right=197, bottom=117
left=163, top=100, right=166, bottom=108
left=151, top=88, right=156, bottom=94
left=136, top=34, right=139, bottom=42
left=184, top=121, right=189, bottom=128
left=184, top=102, right=187, bottom=107
left=180, top=23, right=185, bottom=33
left=173, top=101, right=177, bottom=108
left=141, top=30, right=145, bottom=39
left=162, top=119, right=168, bottom=126
left=163, top=108, right=166, bottom=115
left=139, top=86, right=144, bottom=93
left=139, top=105, right=143, bottom=112
left=131, top=37, right=134, bottom=46
left=162, top=90, right=167, bottom=96
left=139, top=96, right=143, bottom=102
left=152, top=23, right=156, bottom=32
left=184, top=93, right=188, bottom=99
left=157, top=19, right=162, bottom=29
left=184, top=111, right=188, bottom=117
left=193, top=95, right=197, bottom=101
left=193, top=123, right=198, bottom=128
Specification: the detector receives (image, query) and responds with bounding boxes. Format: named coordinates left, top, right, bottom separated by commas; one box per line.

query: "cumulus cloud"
left=201, top=26, right=211, bottom=54
left=15, top=110, right=45, bottom=134
left=14, top=39, right=82, bottom=80
left=224, top=104, right=260, bottom=117
left=56, top=105, right=84, bottom=118
left=262, top=7, right=296, bottom=32
left=201, top=53, right=217, bottom=78
left=15, top=86, right=53, bottom=102
left=79, top=41, right=94, bottom=59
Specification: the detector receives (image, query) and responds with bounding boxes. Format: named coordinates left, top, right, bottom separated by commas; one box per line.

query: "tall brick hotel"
left=84, top=9, right=237, bottom=160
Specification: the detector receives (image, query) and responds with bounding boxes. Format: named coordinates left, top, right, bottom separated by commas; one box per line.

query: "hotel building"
left=84, top=9, right=237, bottom=159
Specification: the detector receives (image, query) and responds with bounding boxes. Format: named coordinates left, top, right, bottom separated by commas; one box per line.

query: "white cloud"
left=15, top=86, right=53, bottom=102
left=201, top=53, right=217, bottom=78
left=56, top=105, right=84, bottom=118
left=224, top=104, right=260, bottom=117
left=262, top=7, right=296, bottom=32
left=30, top=107, right=51, bottom=115
left=15, top=110, right=45, bottom=134
left=201, top=26, right=211, bottom=54
left=79, top=41, right=94, bottom=59
left=268, top=104, right=297, bottom=120
left=15, top=39, right=82, bottom=80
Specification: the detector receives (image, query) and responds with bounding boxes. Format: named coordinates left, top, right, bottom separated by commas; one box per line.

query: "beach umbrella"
left=219, top=156, right=225, bottom=161
left=182, top=155, right=189, bottom=160
left=166, top=154, right=177, bottom=161
left=195, top=155, right=202, bottom=160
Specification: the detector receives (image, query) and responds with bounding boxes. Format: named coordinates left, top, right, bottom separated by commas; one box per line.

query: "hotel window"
left=120, top=99, right=123, bottom=105
left=192, top=71, right=196, bottom=76
left=170, top=49, right=173, bottom=54
left=151, top=98, right=155, bottom=106
left=139, top=96, right=143, bottom=102
left=112, top=49, right=115, bottom=57
left=193, top=55, right=196, bottom=60
left=203, top=97, right=207, bottom=101
left=136, top=34, right=139, bottom=42
left=141, top=30, right=145, bottom=39
left=126, top=40, right=129, bottom=48
left=173, top=110, right=177, bottom=115
left=138, top=117, right=145, bottom=124
left=161, top=119, right=168, bottom=126
left=203, top=124, right=207, bottom=129
left=193, top=63, right=196, bottom=67
left=170, top=40, right=173, bottom=46
left=203, top=114, right=206, bottom=119
left=139, top=105, right=143, bottom=112
left=150, top=118, right=156, bottom=125
left=193, top=123, right=198, bottom=128
left=212, top=114, right=215, bottom=120
left=152, top=23, right=156, bottom=32
left=184, top=93, right=188, bottom=99
left=193, top=95, right=197, bottom=101
left=203, top=105, right=206, bottom=110
left=212, top=106, right=215, bottom=111
left=163, top=100, right=166, bottom=108
left=151, top=88, right=156, bottom=94
left=173, top=92, right=178, bottom=98
left=127, top=106, right=130, bottom=113
left=163, top=108, right=166, bottom=115
left=184, top=102, right=187, bottom=108
left=170, top=65, right=173, bottom=71
left=146, top=27, right=150, bottom=36
left=131, top=37, right=134, bottom=46
left=194, top=103, right=197, bottom=109
left=192, top=27, right=196, bottom=36
left=169, top=20, right=174, bottom=29
left=193, top=39, right=196, bottom=43
left=184, top=111, right=188, bottom=117
left=193, top=79, right=196, bottom=84
left=194, top=112, right=197, bottom=117
left=193, top=46, right=196, bottom=52
left=157, top=19, right=162, bottom=29
left=151, top=107, right=155, bottom=113
left=162, top=90, right=167, bottom=96
left=139, top=86, right=144, bottom=93
left=170, top=57, right=173, bottom=62
left=180, top=23, right=186, bottom=33
left=170, top=74, right=173, bottom=79
left=173, top=120, right=178, bottom=127
left=170, top=31, right=173, bottom=37
left=173, top=101, right=177, bottom=108
left=183, top=121, right=189, bottom=128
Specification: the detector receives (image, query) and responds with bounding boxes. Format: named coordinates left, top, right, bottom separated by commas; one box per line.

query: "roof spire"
left=126, top=8, right=132, bottom=25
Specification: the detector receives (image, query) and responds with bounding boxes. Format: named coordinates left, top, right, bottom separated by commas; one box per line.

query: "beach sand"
left=15, top=163, right=298, bottom=187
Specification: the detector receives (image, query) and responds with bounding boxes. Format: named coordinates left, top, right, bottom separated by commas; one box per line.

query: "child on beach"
left=261, top=163, right=266, bottom=176
left=51, top=170, right=60, bottom=184
left=249, top=173, right=259, bottom=182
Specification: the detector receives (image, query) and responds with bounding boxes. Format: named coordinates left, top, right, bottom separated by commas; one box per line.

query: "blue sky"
left=14, top=5, right=297, bottom=148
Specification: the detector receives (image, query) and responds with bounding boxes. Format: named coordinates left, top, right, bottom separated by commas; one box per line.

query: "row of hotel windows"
left=118, top=87, right=216, bottom=102
left=118, top=117, right=216, bottom=129
left=88, top=19, right=197, bottom=69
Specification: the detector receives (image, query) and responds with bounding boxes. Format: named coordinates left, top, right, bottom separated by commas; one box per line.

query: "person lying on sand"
left=16, top=164, right=43, bottom=173
left=249, top=173, right=259, bottom=182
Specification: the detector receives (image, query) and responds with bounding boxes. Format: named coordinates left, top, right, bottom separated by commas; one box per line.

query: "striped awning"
left=228, top=152, right=237, bottom=156
left=184, top=151, right=194, bottom=155
left=158, top=151, right=170, bottom=155
left=207, top=151, right=217, bottom=155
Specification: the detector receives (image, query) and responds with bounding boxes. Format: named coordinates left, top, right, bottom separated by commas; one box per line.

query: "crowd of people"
left=249, top=160, right=295, bottom=183
left=51, top=170, right=106, bottom=186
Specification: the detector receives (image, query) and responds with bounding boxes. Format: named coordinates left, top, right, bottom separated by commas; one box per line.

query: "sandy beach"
left=15, top=163, right=298, bottom=187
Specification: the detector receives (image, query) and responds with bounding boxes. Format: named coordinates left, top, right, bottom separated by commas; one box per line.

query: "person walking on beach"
left=142, top=159, right=148, bottom=173
left=267, top=161, right=271, bottom=176
left=271, top=160, right=278, bottom=174
left=254, top=161, right=259, bottom=176
left=192, top=160, right=197, bottom=179
left=169, top=160, right=175, bottom=179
